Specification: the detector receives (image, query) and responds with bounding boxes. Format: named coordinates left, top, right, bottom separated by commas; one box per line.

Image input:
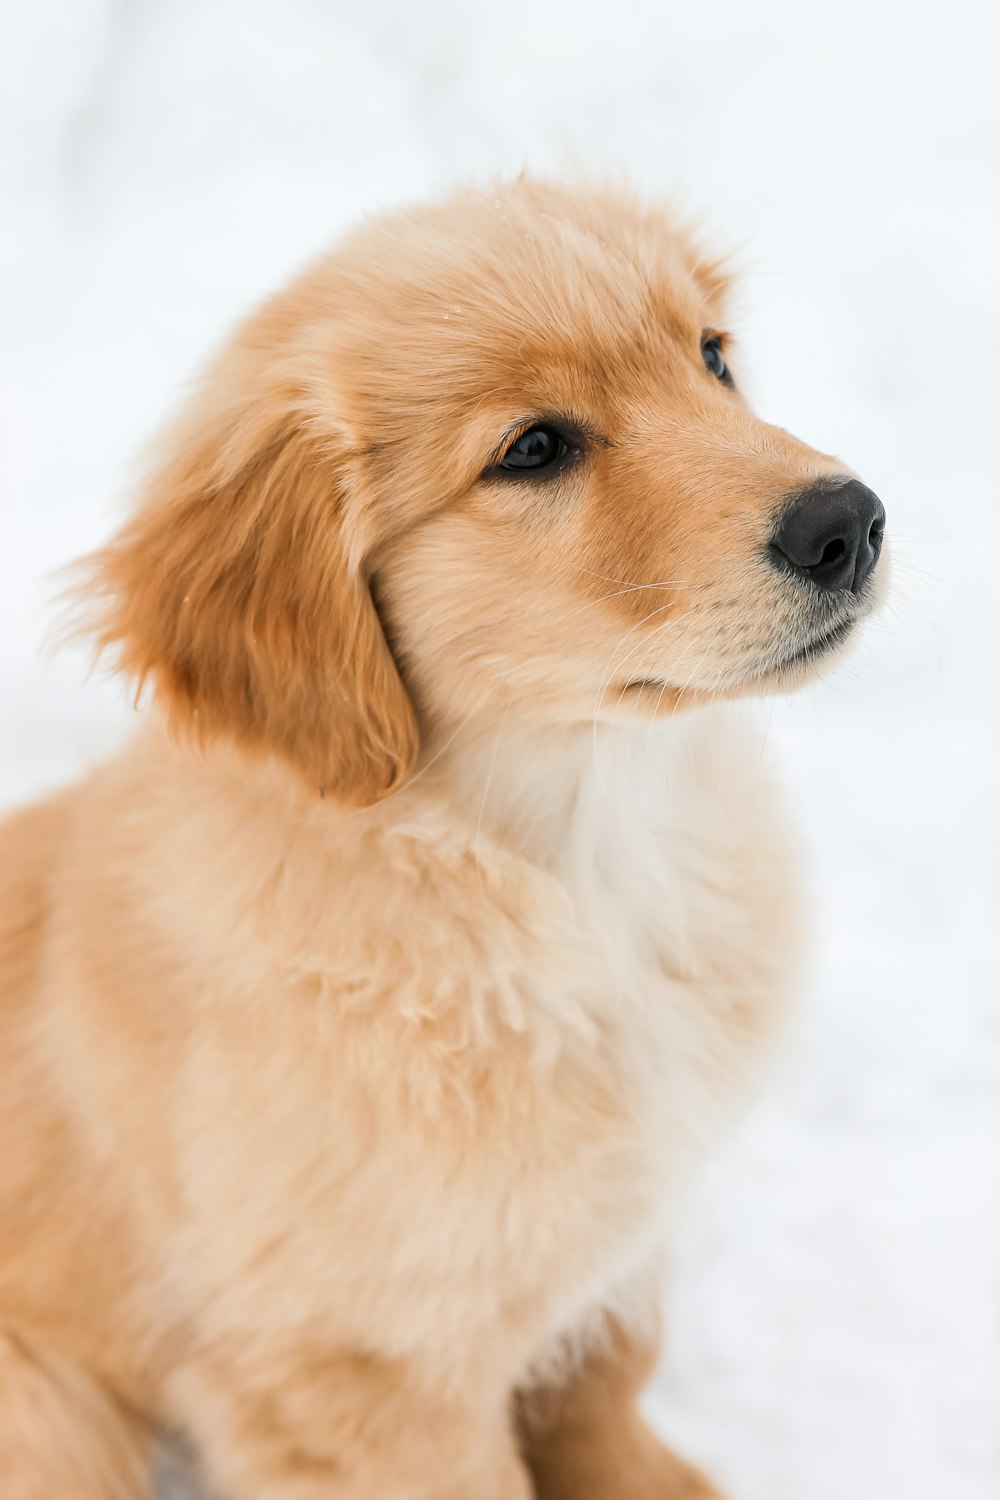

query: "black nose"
left=769, top=479, right=886, bottom=595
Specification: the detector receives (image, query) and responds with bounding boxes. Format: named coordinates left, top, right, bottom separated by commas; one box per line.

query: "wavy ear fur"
left=82, top=400, right=418, bottom=806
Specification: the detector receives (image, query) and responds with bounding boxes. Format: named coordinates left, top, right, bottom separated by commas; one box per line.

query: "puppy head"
left=85, top=177, right=887, bottom=803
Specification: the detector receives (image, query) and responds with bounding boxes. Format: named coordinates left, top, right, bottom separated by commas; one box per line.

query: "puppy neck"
left=401, top=711, right=711, bottom=868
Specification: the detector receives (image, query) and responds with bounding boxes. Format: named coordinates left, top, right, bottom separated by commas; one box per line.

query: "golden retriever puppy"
left=0, top=177, right=886, bottom=1500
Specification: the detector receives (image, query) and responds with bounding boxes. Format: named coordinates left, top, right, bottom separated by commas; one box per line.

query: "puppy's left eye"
left=498, top=424, right=570, bottom=473
left=701, top=335, right=732, bottom=386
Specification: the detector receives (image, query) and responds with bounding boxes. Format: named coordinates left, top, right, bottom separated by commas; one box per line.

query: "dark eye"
left=498, top=424, right=569, bottom=473
left=701, top=335, right=732, bottom=385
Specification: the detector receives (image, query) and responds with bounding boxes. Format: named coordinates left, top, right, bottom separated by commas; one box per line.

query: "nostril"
left=867, top=496, right=887, bottom=554
left=819, top=538, right=847, bottom=567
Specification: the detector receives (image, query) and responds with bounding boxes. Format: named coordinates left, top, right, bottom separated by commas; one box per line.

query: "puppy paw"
left=525, top=1415, right=727, bottom=1500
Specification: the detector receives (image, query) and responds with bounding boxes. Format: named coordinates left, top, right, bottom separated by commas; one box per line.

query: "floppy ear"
left=81, top=400, right=418, bottom=806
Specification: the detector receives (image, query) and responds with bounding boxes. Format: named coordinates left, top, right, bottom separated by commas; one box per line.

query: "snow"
left=2, top=2, right=997, bottom=1497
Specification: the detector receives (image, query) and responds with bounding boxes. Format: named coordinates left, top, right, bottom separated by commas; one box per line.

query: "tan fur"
left=0, top=178, right=885, bottom=1497
left=518, top=1313, right=722, bottom=1499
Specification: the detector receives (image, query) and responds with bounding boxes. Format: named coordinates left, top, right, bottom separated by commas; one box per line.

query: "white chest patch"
left=380, top=711, right=802, bottom=1340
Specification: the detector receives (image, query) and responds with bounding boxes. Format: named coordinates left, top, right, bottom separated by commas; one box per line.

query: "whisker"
left=569, top=561, right=704, bottom=592
left=405, top=703, right=483, bottom=790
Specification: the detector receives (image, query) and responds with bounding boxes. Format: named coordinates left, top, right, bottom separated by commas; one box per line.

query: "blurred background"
left=1, top=2, right=997, bottom=1498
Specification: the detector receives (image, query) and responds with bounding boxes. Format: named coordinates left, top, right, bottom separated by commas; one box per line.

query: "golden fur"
left=0, top=178, right=886, bottom=1498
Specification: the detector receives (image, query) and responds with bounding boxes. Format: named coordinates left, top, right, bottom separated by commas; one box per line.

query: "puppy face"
left=87, top=179, right=886, bottom=802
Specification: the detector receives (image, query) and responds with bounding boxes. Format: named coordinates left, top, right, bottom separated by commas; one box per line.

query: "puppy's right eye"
left=498, top=424, right=569, bottom=473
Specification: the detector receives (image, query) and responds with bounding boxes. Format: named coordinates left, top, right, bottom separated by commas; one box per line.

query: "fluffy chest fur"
left=88, top=711, right=800, bottom=1387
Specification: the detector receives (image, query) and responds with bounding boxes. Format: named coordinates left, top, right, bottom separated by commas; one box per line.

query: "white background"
left=1, top=3, right=997, bottom=1498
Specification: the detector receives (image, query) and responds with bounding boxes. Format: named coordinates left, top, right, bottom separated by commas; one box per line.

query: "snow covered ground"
left=2, top=2, right=997, bottom=1497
